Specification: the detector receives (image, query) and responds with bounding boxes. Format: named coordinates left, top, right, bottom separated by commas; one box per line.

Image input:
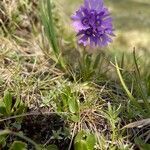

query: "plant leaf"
left=93, top=53, right=101, bottom=69
left=0, top=101, right=7, bottom=115
left=3, top=91, right=12, bottom=115
left=74, top=130, right=86, bottom=143
left=74, top=131, right=96, bottom=150
left=9, top=141, right=27, bottom=150
left=46, top=144, right=58, bottom=150
left=86, top=133, right=96, bottom=150
left=135, top=138, right=150, bottom=150
left=68, top=97, right=79, bottom=114
left=70, top=114, right=80, bottom=122
left=74, top=140, right=88, bottom=150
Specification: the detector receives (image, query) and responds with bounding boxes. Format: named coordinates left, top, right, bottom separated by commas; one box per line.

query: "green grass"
left=0, top=0, right=150, bottom=149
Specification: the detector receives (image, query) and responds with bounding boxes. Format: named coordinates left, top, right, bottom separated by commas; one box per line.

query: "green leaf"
left=70, top=114, right=80, bottom=122
left=139, top=144, right=150, bottom=150
left=68, top=97, right=79, bottom=114
left=74, top=131, right=86, bottom=143
left=86, top=133, right=96, bottom=150
left=61, top=93, right=68, bottom=110
left=0, top=101, right=7, bottom=115
left=93, top=53, right=101, bottom=69
left=15, top=104, right=27, bottom=122
left=0, top=135, right=6, bottom=147
left=74, top=131, right=96, bottom=150
left=3, top=91, right=12, bottom=115
left=14, top=103, right=26, bottom=115
left=46, top=144, right=58, bottom=150
left=74, top=140, right=88, bottom=150
left=135, top=138, right=150, bottom=150
left=9, top=141, right=27, bottom=150
left=13, top=95, right=21, bottom=109
left=85, top=54, right=92, bottom=69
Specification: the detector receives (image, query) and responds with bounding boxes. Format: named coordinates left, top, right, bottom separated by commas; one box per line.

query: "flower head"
left=72, top=0, right=114, bottom=47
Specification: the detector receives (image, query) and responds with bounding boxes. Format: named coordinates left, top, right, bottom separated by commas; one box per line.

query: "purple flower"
left=72, top=0, right=114, bottom=47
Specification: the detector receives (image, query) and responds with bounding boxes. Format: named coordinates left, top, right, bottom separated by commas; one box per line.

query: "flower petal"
left=84, top=0, right=90, bottom=9
left=84, top=0, right=103, bottom=10
left=72, top=0, right=114, bottom=48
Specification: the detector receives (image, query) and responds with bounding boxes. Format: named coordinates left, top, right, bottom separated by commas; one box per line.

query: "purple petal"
left=72, top=0, right=114, bottom=48
left=77, top=30, right=85, bottom=36
left=80, top=35, right=88, bottom=42
left=73, top=21, right=89, bottom=31
left=79, top=35, right=88, bottom=46
left=101, top=34, right=112, bottom=46
left=72, top=21, right=84, bottom=31
left=97, top=26, right=104, bottom=31
left=102, top=18, right=113, bottom=27
left=84, top=0, right=90, bottom=9
left=95, top=0, right=103, bottom=11
left=71, top=14, right=80, bottom=20
left=76, top=8, right=84, bottom=18
left=104, top=35, right=112, bottom=43
left=84, top=0, right=103, bottom=10
left=101, top=38, right=107, bottom=46
left=105, top=28, right=115, bottom=36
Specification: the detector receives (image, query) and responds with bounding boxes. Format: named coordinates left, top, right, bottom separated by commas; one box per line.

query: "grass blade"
left=133, top=51, right=150, bottom=112
left=40, top=0, right=65, bottom=69
left=115, top=58, right=145, bottom=114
